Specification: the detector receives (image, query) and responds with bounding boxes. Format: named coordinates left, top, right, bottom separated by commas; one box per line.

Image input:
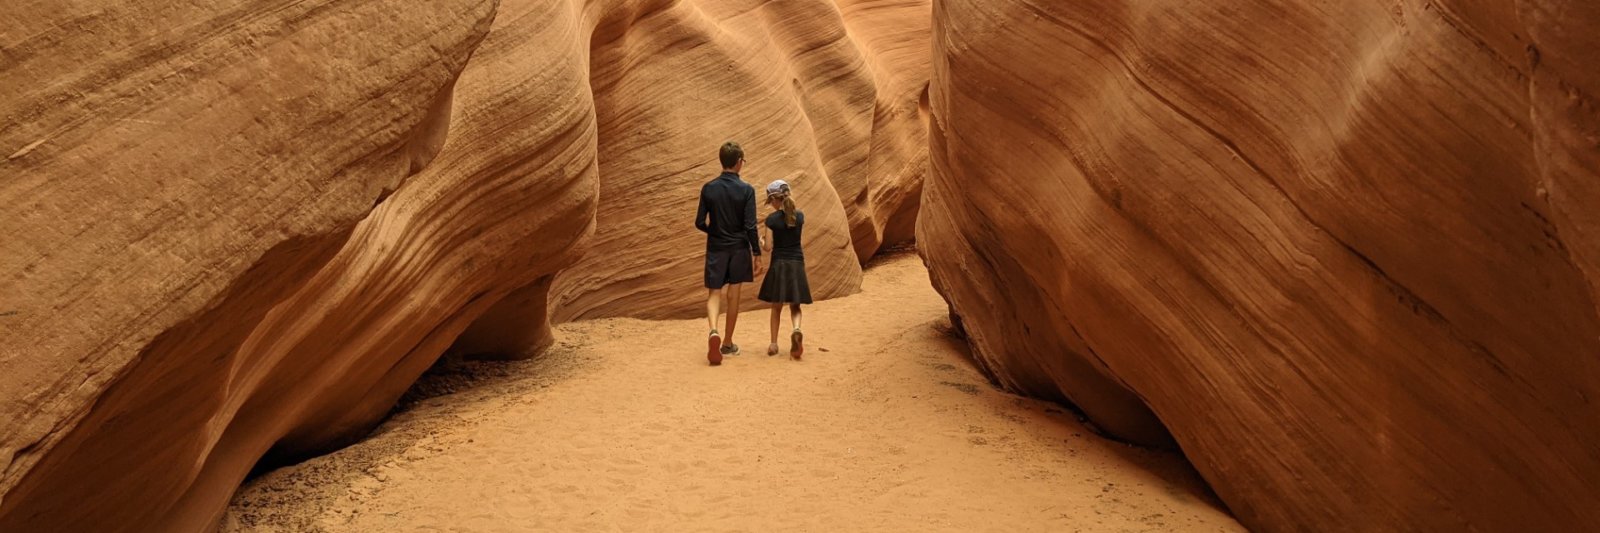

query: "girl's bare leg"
left=768, top=304, right=782, bottom=355
left=789, top=304, right=804, bottom=359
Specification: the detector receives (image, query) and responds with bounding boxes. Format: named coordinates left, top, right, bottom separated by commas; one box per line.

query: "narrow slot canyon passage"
left=8, top=0, right=1598, bottom=530
left=222, top=253, right=1240, bottom=532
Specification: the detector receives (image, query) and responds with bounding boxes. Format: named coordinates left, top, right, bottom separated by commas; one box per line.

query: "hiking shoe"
left=708, top=331, right=723, bottom=366
left=720, top=343, right=741, bottom=356
left=790, top=329, right=804, bottom=360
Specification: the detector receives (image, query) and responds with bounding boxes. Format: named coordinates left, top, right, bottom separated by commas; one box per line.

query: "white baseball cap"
left=765, top=179, right=790, bottom=196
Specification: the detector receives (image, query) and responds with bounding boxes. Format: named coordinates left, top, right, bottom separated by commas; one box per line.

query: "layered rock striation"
left=547, top=0, right=929, bottom=320
left=919, top=0, right=1600, bottom=531
left=0, top=0, right=928, bottom=530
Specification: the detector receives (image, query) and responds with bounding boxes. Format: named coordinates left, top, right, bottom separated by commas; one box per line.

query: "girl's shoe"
left=720, top=343, right=741, bottom=356
left=768, top=343, right=780, bottom=356
left=790, top=329, right=804, bottom=360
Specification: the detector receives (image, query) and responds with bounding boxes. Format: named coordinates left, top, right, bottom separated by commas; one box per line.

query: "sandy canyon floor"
left=222, top=253, right=1241, bottom=532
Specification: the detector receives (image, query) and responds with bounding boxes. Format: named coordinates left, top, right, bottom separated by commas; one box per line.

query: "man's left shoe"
left=720, top=343, right=741, bottom=356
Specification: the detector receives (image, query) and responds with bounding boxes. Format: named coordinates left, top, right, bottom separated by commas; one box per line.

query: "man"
left=696, top=141, right=765, bottom=366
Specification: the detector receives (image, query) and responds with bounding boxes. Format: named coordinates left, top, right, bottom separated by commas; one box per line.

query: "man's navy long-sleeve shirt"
left=695, top=171, right=762, bottom=255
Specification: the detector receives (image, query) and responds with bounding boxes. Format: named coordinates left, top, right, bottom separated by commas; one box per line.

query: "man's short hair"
left=719, top=142, right=744, bottom=169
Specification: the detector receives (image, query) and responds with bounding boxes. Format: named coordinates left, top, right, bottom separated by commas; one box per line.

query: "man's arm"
left=694, top=190, right=710, bottom=233
left=744, top=188, right=761, bottom=256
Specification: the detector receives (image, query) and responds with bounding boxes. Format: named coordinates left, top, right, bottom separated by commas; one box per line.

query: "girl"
left=758, top=179, right=811, bottom=360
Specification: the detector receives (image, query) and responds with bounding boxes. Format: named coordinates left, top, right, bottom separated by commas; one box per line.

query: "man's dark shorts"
left=705, top=247, right=754, bottom=289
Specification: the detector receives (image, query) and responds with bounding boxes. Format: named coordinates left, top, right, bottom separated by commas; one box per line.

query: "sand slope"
left=224, top=254, right=1238, bottom=532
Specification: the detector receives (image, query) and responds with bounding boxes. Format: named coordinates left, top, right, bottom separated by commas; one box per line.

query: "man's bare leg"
left=706, top=288, right=722, bottom=332
left=706, top=288, right=723, bottom=365
left=723, top=283, right=743, bottom=352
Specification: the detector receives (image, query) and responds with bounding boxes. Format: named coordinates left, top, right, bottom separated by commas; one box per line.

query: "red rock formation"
left=0, top=0, right=928, bottom=530
left=0, top=0, right=587, bottom=530
left=837, top=0, right=933, bottom=257
left=548, top=0, right=929, bottom=321
left=1, top=0, right=503, bottom=530
left=919, top=0, right=1600, bottom=530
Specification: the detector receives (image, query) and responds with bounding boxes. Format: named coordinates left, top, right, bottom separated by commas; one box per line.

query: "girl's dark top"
left=765, top=210, right=805, bottom=261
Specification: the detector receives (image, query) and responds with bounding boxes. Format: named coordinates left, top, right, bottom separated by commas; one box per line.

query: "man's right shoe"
left=708, top=332, right=723, bottom=366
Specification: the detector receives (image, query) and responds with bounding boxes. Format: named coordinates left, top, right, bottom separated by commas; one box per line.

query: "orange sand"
left=222, top=253, right=1240, bottom=532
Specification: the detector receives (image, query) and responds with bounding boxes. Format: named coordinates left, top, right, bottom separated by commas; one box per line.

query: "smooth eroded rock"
left=0, top=0, right=597, bottom=529
left=919, top=0, right=1600, bottom=530
left=548, top=0, right=929, bottom=320
left=0, top=0, right=928, bottom=530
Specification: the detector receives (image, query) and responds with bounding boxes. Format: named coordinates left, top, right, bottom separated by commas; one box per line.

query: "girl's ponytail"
left=765, top=180, right=800, bottom=228
left=782, top=194, right=797, bottom=228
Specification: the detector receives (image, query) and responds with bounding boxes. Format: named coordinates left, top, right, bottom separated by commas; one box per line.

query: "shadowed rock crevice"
left=451, top=276, right=560, bottom=361
left=0, top=227, right=359, bottom=531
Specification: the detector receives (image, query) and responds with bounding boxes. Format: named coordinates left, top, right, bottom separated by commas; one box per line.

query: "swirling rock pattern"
left=1, top=0, right=505, bottom=530
left=919, top=0, right=1600, bottom=530
left=0, top=0, right=926, bottom=530
left=548, top=0, right=929, bottom=321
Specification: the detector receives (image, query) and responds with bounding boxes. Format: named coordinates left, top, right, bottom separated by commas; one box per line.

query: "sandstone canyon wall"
left=0, top=0, right=928, bottom=530
left=919, top=0, right=1600, bottom=531
left=548, top=0, right=929, bottom=320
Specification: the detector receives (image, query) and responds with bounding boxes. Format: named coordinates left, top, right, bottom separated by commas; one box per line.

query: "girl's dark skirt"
left=758, top=258, right=813, bottom=304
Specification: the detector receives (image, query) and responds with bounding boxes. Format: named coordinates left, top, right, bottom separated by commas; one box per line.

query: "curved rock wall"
left=0, top=0, right=928, bottom=530
left=1, top=0, right=502, bottom=529
left=548, top=0, right=929, bottom=321
left=919, top=0, right=1600, bottom=531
